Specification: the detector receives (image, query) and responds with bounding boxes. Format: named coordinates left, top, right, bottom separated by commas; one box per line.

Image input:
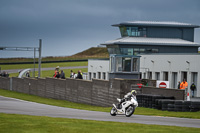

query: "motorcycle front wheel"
left=125, top=105, right=135, bottom=117
left=110, top=107, right=117, bottom=116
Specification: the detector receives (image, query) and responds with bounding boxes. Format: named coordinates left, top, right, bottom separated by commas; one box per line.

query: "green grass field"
left=0, top=113, right=199, bottom=133
left=0, top=61, right=88, bottom=70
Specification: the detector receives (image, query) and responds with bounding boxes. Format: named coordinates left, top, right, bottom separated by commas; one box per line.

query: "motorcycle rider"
left=117, top=90, right=138, bottom=109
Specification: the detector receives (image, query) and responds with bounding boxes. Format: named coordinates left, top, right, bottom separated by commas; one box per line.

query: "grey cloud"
left=0, top=0, right=200, bottom=58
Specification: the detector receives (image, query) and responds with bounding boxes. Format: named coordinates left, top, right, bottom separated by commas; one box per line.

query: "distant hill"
left=72, top=47, right=109, bottom=57
left=0, top=47, right=109, bottom=63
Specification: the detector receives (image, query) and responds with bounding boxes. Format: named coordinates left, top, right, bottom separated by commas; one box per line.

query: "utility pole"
left=38, top=39, right=42, bottom=78
left=33, top=48, right=36, bottom=78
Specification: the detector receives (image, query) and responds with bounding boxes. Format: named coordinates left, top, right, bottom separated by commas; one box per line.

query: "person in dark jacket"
left=60, top=70, right=65, bottom=79
left=76, top=71, right=83, bottom=79
left=177, top=81, right=181, bottom=89
left=190, top=82, right=196, bottom=97
left=55, top=71, right=60, bottom=78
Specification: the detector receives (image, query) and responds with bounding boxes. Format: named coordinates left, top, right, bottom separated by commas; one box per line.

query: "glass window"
left=107, top=47, right=120, bottom=54
left=98, top=72, right=101, bottom=79
left=132, top=58, right=138, bottom=72
left=115, top=57, right=132, bottom=72
left=122, top=57, right=131, bottom=72
left=119, top=26, right=147, bottom=37
left=134, top=48, right=139, bottom=52
left=89, top=72, right=91, bottom=80
left=103, top=72, right=106, bottom=80
left=93, top=73, right=96, bottom=79
left=120, top=26, right=128, bottom=37
left=120, top=48, right=133, bottom=55
left=116, top=57, right=122, bottom=72
left=155, top=72, right=160, bottom=80
left=152, top=49, right=159, bottom=53
left=110, top=56, right=115, bottom=72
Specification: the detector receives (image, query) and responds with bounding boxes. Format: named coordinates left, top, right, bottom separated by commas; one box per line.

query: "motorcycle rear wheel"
left=110, top=107, right=117, bottom=116
left=125, top=105, right=135, bottom=117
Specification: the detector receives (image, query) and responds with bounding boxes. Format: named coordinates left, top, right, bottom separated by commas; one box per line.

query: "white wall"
left=87, top=54, right=200, bottom=97
left=140, top=54, right=200, bottom=97
left=88, top=59, right=109, bottom=80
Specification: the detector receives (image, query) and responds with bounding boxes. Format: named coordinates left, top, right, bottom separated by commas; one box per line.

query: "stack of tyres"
left=142, top=94, right=146, bottom=107
left=147, top=95, right=153, bottom=108
left=190, top=101, right=200, bottom=112
left=174, top=100, right=183, bottom=112
left=165, top=100, right=175, bottom=111
left=182, top=101, right=191, bottom=112
left=162, top=100, right=175, bottom=111
left=152, top=95, right=164, bottom=109
left=155, top=99, right=163, bottom=110
left=168, top=104, right=175, bottom=111
left=161, top=100, right=168, bottom=111
left=144, top=95, right=149, bottom=108
left=136, top=94, right=143, bottom=107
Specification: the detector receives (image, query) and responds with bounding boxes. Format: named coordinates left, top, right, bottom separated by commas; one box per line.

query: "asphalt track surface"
left=0, top=96, right=200, bottom=128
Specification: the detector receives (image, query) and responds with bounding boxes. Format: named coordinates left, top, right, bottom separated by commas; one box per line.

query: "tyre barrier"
left=137, top=94, right=200, bottom=112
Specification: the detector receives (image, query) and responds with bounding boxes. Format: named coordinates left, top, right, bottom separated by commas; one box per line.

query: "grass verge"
left=0, top=61, right=88, bottom=70
left=0, top=113, right=199, bottom=133
left=0, top=89, right=200, bottom=119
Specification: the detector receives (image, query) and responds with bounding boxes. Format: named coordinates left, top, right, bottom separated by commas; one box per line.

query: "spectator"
left=2, top=71, right=6, bottom=77
left=73, top=72, right=77, bottom=79
left=5, top=72, right=9, bottom=77
left=60, top=70, right=65, bottom=79
left=53, top=68, right=59, bottom=78
left=180, top=79, right=188, bottom=90
left=70, top=70, right=74, bottom=78
left=190, top=82, right=196, bottom=98
left=0, top=71, right=9, bottom=78
left=26, top=71, right=30, bottom=77
left=55, top=71, right=60, bottom=78
left=177, top=81, right=181, bottom=89
left=56, top=66, right=60, bottom=71
left=79, top=70, right=83, bottom=76
left=76, top=71, right=83, bottom=79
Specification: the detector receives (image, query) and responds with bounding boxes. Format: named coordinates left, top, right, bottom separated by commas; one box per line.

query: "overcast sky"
left=0, top=0, right=200, bottom=58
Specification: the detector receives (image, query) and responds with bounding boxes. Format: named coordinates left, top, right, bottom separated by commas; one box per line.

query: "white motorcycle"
left=110, top=96, right=138, bottom=117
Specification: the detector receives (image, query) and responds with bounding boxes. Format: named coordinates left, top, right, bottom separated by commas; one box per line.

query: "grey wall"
left=147, top=27, right=194, bottom=42
left=141, top=87, right=184, bottom=100
left=0, top=77, right=10, bottom=90
left=0, top=77, right=185, bottom=107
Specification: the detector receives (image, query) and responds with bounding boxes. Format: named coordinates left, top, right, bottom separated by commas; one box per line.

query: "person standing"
left=180, top=79, right=188, bottom=100
left=180, top=79, right=188, bottom=90
left=177, top=81, right=181, bottom=89
left=26, top=71, right=30, bottom=77
left=70, top=70, right=74, bottom=78
left=76, top=71, right=83, bottom=79
left=60, top=70, right=65, bottom=79
left=190, top=82, right=196, bottom=98
left=73, top=72, right=77, bottom=79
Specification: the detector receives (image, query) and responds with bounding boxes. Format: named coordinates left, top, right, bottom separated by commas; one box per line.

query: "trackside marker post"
left=187, top=92, right=190, bottom=101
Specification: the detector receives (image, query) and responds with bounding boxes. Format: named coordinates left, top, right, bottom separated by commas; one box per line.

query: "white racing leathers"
left=110, top=92, right=138, bottom=117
